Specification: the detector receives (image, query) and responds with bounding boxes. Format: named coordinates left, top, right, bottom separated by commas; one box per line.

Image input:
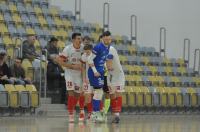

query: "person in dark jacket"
left=22, top=34, right=40, bottom=61
left=0, top=50, right=14, bottom=85
left=10, top=58, right=32, bottom=85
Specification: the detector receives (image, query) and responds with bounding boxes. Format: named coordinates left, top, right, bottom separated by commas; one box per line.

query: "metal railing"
left=103, top=2, right=110, bottom=32
left=75, top=0, right=81, bottom=20
left=183, top=38, right=190, bottom=68
left=193, top=49, right=200, bottom=75
left=130, top=15, right=137, bottom=45
left=159, top=27, right=166, bottom=57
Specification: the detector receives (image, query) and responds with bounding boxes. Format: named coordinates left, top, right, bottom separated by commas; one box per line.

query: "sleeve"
left=59, top=46, right=69, bottom=60
left=81, top=53, right=87, bottom=63
left=92, top=44, right=100, bottom=55
left=106, top=47, right=114, bottom=60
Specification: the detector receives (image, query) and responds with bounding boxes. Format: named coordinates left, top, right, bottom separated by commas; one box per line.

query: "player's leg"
left=66, top=80, right=76, bottom=123
left=83, top=83, right=93, bottom=120
left=74, top=79, right=85, bottom=122
left=103, top=75, right=111, bottom=115
left=110, top=85, right=124, bottom=124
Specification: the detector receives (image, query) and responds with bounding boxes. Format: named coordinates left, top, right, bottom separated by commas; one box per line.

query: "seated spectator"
left=22, top=34, right=40, bottom=61
left=0, top=50, right=14, bottom=85
left=10, top=58, right=32, bottom=85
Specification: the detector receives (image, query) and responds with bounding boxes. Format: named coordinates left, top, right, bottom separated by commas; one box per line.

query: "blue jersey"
left=92, top=42, right=110, bottom=72
left=88, top=42, right=110, bottom=87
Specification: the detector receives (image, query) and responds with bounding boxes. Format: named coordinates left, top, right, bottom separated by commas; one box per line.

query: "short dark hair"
left=72, top=32, right=81, bottom=40
left=83, top=44, right=93, bottom=50
left=49, top=37, right=58, bottom=43
left=83, top=36, right=91, bottom=41
left=102, top=31, right=111, bottom=37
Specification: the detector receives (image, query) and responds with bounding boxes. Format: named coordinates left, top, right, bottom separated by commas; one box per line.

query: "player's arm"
left=106, top=54, right=114, bottom=71
left=87, top=53, right=100, bottom=77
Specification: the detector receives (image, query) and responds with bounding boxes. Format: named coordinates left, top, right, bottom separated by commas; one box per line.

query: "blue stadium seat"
left=17, top=3, right=27, bottom=13
left=0, top=84, right=8, bottom=108
left=8, top=23, right=18, bottom=36
left=0, top=3, right=9, bottom=12
left=46, top=15, right=55, bottom=26
left=29, top=14, right=39, bottom=25
left=3, top=12, right=13, bottom=23
left=17, top=26, right=26, bottom=37
left=21, top=13, right=31, bottom=24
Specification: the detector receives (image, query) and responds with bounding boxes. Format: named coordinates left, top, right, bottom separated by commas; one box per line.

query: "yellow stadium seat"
left=119, top=55, right=128, bottom=64
left=51, top=30, right=60, bottom=38
left=141, top=56, right=149, bottom=65
left=62, top=19, right=72, bottom=30
left=163, top=57, right=170, bottom=66
left=54, top=16, right=63, bottom=27
left=15, top=85, right=30, bottom=107
left=58, top=29, right=68, bottom=39
left=127, top=45, right=136, bottom=55
left=113, top=35, right=122, bottom=44
left=7, top=48, right=14, bottom=59
left=24, top=0, right=32, bottom=3
left=57, top=41, right=66, bottom=50
left=178, top=67, right=186, bottom=75
left=125, top=65, right=142, bottom=75
left=170, top=76, right=181, bottom=86
left=0, top=13, right=4, bottom=21
left=34, top=7, right=43, bottom=15
left=0, top=23, right=8, bottom=34
left=12, top=13, right=22, bottom=24
left=38, top=15, right=48, bottom=26
left=132, top=75, right=142, bottom=86
left=26, top=28, right=36, bottom=35
left=9, top=4, right=18, bottom=13
left=187, top=87, right=198, bottom=107
left=148, top=66, right=157, bottom=75
left=164, top=87, right=176, bottom=107
left=173, top=87, right=183, bottom=107
left=164, top=66, right=172, bottom=75
left=91, top=32, right=99, bottom=42
left=3, top=36, right=13, bottom=45
left=26, top=85, right=39, bottom=107
left=4, top=84, right=19, bottom=108
left=177, top=58, right=185, bottom=67
left=22, top=59, right=34, bottom=80
left=50, top=6, right=59, bottom=16
left=126, top=86, right=136, bottom=108
left=155, top=87, right=167, bottom=107
left=140, top=86, right=152, bottom=107
left=132, top=87, right=144, bottom=107
left=93, top=23, right=102, bottom=33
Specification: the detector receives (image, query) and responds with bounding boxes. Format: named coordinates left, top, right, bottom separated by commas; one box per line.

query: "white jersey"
left=107, top=46, right=125, bottom=87
left=62, top=44, right=83, bottom=78
left=81, top=53, right=89, bottom=80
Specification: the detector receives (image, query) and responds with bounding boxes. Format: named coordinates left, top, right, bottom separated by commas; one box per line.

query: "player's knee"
left=93, top=89, right=103, bottom=100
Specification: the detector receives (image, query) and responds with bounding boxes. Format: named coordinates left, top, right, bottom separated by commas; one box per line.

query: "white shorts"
left=65, top=75, right=82, bottom=93
left=83, top=82, right=93, bottom=94
left=108, top=72, right=125, bottom=94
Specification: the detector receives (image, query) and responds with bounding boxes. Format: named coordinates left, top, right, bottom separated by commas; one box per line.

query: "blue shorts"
left=88, top=68, right=104, bottom=88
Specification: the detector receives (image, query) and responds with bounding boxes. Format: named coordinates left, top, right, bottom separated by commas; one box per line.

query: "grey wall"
left=51, top=0, right=200, bottom=68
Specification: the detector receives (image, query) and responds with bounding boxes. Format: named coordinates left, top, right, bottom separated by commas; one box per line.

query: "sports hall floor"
left=0, top=115, right=200, bottom=132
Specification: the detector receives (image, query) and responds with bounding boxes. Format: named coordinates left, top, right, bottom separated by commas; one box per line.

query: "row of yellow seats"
left=124, top=65, right=187, bottom=74
left=122, top=86, right=199, bottom=108
left=125, top=75, right=200, bottom=85
left=2, top=84, right=39, bottom=108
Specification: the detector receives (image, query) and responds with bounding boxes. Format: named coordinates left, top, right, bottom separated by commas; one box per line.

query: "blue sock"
left=92, top=99, right=101, bottom=112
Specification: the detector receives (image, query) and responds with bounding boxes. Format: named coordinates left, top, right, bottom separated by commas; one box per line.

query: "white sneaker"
left=69, top=114, right=74, bottom=123
left=96, top=112, right=104, bottom=123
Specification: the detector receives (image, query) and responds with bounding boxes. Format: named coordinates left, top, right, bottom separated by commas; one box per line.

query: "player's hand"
left=94, top=72, right=101, bottom=77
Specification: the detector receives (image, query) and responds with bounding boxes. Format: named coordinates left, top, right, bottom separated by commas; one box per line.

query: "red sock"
left=111, top=98, right=118, bottom=113
left=67, top=96, right=75, bottom=115
left=79, top=95, right=85, bottom=111
left=100, top=100, right=103, bottom=111
left=116, top=96, right=122, bottom=112
left=74, top=97, right=79, bottom=107
left=87, top=101, right=93, bottom=114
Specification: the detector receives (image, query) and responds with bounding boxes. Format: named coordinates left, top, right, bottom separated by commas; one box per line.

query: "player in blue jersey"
left=87, top=31, right=112, bottom=122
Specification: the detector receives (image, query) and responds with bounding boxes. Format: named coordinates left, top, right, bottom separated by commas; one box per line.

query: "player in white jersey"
left=81, top=44, right=94, bottom=120
left=106, top=46, right=125, bottom=124
left=57, top=33, right=85, bottom=123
